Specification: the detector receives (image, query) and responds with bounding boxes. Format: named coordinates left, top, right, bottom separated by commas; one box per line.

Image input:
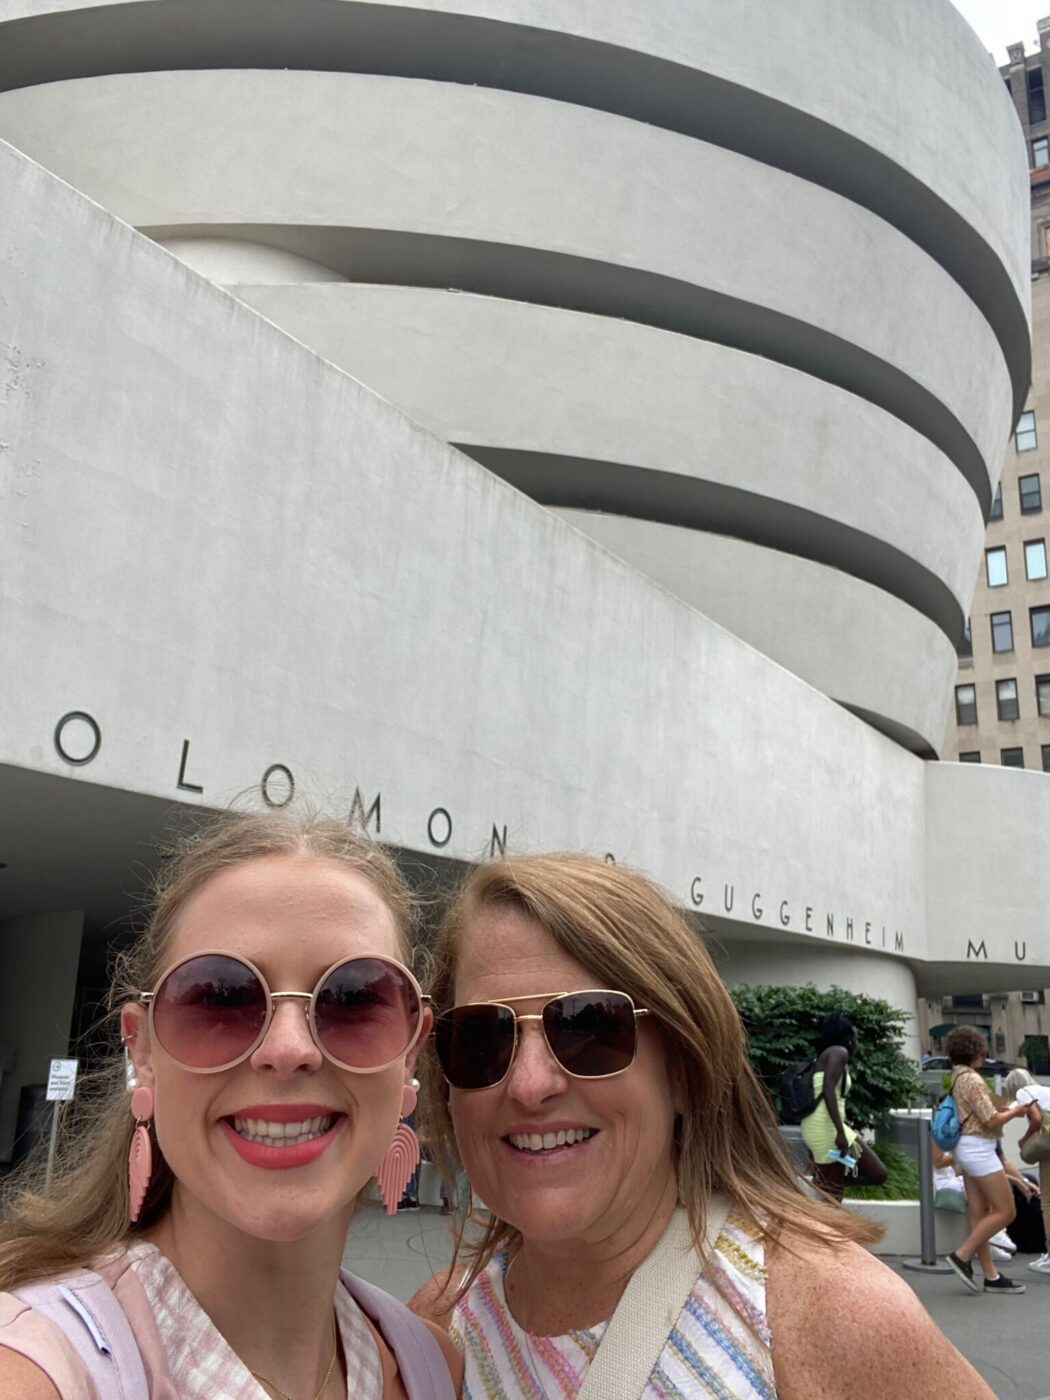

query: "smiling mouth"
left=506, top=1128, right=596, bottom=1153
left=229, top=1114, right=339, bottom=1148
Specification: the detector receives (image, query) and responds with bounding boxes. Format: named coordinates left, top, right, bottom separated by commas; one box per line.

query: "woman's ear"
left=120, top=1003, right=156, bottom=1089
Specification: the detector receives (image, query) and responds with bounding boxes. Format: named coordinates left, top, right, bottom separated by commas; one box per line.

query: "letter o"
left=261, top=763, right=295, bottom=809
left=427, top=807, right=453, bottom=848
left=604, top=852, right=616, bottom=864
left=54, top=711, right=101, bottom=766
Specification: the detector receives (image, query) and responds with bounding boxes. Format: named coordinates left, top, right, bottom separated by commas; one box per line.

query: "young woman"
left=413, top=853, right=994, bottom=1398
left=943, top=1025, right=1030, bottom=1297
left=799, top=1013, right=887, bottom=1202
left=0, top=810, right=460, bottom=1398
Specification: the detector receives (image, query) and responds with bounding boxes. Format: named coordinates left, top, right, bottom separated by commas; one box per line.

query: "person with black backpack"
left=799, top=1013, right=888, bottom=1202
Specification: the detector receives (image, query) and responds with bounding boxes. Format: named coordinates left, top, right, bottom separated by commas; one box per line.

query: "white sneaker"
left=989, top=1230, right=1017, bottom=1254
left=1028, top=1253, right=1050, bottom=1273
left=991, top=1245, right=1013, bottom=1263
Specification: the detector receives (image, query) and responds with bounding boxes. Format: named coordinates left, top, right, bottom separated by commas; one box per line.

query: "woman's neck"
left=144, top=1189, right=353, bottom=1398
left=505, top=1170, right=680, bottom=1335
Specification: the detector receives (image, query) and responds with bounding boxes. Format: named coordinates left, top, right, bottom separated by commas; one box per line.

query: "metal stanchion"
left=902, top=1116, right=951, bottom=1273
left=44, top=1100, right=61, bottom=1192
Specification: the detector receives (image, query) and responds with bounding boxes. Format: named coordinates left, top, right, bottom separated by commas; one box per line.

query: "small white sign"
left=46, top=1058, right=78, bottom=1102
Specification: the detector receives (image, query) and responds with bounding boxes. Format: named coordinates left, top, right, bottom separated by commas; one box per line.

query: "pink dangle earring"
left=127, top=1086, right=154, bottom=1224
left=376, top=1078, right=421, bottom=1214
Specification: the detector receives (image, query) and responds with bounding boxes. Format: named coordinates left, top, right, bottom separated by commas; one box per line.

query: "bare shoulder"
left=418, top=1316, right=464, bottom=1389
left=0, top=1347, right=62, bottom=1400
left=766, top=1235, right=994, bottom=1400
left=408, top=1269, right=460, bottom=1331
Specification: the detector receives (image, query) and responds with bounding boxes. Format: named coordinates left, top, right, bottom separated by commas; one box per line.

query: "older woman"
left=413, top=853, right=992, bottom=1398
left=0, top=810, right=459, bottom=1399
left=1003, top=1066, right=1050, bottom=1273
left=942, top=1025, right=1030, bottom=1297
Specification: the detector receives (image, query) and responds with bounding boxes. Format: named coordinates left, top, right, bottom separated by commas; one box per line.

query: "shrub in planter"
left=843, top=1141, right=919, bottom=1201
left=730, top=983, right=921, bottom=1133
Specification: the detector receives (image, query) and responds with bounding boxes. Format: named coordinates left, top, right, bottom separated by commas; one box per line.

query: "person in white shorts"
left=944, top=1026, right=1031, bottom=1296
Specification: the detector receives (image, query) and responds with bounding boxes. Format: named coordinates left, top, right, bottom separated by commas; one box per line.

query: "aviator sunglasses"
left=137, top=951, right=426, bottom=1073
left=434, top=990, right=650, bottom=1090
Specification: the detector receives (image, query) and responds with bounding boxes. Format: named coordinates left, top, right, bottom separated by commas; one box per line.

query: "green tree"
left=730, top=983, right=922, bottom=1132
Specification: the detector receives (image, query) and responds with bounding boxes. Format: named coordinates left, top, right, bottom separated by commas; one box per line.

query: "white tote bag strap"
left=577, top=1194, right=732, bottom=1400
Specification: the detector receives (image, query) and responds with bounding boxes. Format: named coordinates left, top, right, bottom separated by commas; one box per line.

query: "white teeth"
left=508, top=1128, right=594, bottom=1153
left=231, top=1114, right=334, bottom=1146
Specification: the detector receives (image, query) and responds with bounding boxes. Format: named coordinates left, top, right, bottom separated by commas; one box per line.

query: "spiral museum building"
left=0, top=0, right=1045, bottom=1158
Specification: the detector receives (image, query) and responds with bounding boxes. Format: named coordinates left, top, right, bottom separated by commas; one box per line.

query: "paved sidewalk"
left=345, top=1203, right=1050, bottom=1399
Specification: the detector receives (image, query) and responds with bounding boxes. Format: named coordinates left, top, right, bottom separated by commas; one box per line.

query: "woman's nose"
left=250, top=998, right=323, bottom=1075
left=503, top=1019, right=569, bottom=1104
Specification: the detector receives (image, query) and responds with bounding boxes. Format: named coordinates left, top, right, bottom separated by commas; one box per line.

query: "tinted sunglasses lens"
left=152, top=955, right=267, bottom=1069
left=314, top=959, right=420, bottom=1069
left=435, top=1004, right=516, bottom=1089
left=543, top=992, right=637, bottom=1077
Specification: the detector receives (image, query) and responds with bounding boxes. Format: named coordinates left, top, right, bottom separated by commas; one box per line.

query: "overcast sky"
left=950, top=0, right=1050, bottom=63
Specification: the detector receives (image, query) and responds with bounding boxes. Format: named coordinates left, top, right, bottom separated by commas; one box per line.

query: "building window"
left=1001, top=746, right=1025, bottom=767
left=1043, top=743, right=1050, bottom=772
left=1030, top=66, right=1047, bottom=123
left=1017, top=413, right=1039, bottom=453
left=990, top=483, right=1004, bottom=520
left=959, top=751, right=981, bottom=763
left=958, top=617, right=973, bottom=659
left=1038, top=674, right=1050, bottom=718
left=1020, top=473, right=1042, bottom=513
left=1026, top=539, right=1048, bottom=580
left=1037, top=137, right=1050, bottom=168
left=986, top=546, right=1008, bottom=587
left=991, top=611, right=1014, bottom=653
left=1032, top=605, right=1050, bottom=647
left=997, top=678, right=1020, bottom=720
left=955, top=683, right=977, bottom=725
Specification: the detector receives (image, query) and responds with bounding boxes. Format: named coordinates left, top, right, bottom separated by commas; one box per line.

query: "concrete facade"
left=923, top=20, right=1050, bottom=1066
left=0, top=0, right=1042, bottom=1155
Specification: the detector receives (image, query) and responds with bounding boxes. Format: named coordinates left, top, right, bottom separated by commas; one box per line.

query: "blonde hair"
left=0, top=807, right=415, bottom=1291
left=421, top=853, right=880, bottom=1295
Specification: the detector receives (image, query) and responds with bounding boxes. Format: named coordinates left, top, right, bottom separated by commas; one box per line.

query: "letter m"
left=348, top=788, right=381, bottom=835
left=966, top=939, right=987, bottom=960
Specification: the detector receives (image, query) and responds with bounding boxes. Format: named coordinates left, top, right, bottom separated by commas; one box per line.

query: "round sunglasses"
left=433, top=990, right=650, bottom=1090
left=136, top=950, right=426, bottom=1073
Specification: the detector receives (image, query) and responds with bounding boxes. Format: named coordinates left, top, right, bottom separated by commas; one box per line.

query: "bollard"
left=901, top=1114, right=951, bottom=1274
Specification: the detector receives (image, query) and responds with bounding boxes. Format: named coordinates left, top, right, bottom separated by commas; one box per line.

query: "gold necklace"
left=249, top=1321, right=339, bottom=1400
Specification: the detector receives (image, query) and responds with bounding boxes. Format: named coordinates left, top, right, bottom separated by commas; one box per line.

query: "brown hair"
left=0, top=807, right=415, bottom=1291
left=945, top=1024, right=988, bottom=1066
left=421, top=853, right=880, bottom=1296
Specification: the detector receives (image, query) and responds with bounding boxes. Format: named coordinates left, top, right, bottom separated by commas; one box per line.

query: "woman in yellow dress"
left=801, top=1013, right=888, bottom=1201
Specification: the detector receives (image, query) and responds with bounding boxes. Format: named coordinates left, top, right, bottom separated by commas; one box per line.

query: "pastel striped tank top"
left=450, top=1214, right=778, bottom=1399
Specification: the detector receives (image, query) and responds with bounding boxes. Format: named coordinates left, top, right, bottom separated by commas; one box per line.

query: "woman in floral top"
left=943, top=1025, right=1030, bottom=1296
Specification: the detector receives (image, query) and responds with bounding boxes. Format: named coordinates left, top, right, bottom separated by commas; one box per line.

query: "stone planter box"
left=844, top=1198, right=968, bottom=1255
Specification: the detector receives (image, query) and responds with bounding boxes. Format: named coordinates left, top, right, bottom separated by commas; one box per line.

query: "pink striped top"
left=450, top=1214, right=777, bottom=1399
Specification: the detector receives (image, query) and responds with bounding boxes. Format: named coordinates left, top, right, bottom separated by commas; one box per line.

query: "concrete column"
left=0, top=910, right=84, bottom=1162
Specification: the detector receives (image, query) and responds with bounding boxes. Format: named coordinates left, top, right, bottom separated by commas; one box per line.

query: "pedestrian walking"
left=944, top=1026, right=1030, bottom=1296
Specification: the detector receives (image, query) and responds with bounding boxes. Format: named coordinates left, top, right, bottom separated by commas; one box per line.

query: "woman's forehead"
left=169, top=854, right=401, bottom=964
left=454, top=906, right=591, bottom=999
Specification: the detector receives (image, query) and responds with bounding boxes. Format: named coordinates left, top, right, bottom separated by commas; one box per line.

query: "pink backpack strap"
left=340, top=1269, right=455, bottom=1399
left=13, top=1269, right=149, bottom=1400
